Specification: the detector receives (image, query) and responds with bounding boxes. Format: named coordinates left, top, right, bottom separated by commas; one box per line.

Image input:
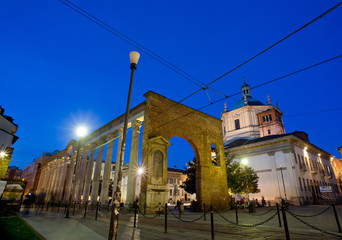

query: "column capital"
left=90, top=141, right=98, bottom=151
left=107, top=133, right=116, bottom=141
left=83, top=144, right=91, bottom=152
left=99, top=137, right=106, bottom=145
left=117, top=127, right=124, bottom=136
left=132, top=119, right=142, bottom=131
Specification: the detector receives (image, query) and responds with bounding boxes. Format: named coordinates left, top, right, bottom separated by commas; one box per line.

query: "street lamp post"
left=108, top=51, right=140, bottom=240
left=279, top=165, right=287, bottom=202
left=65, top=126, right=87, bottom=218
left=241, top=159, right=249, bottom=206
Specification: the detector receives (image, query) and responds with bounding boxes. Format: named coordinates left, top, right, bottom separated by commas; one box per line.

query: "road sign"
left=319, top=186, right=332, bottom=192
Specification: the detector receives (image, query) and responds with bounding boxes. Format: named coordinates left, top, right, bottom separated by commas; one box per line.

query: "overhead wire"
left=62, top=54, right=342, bottom=158
left=176, top=1, right=342, bottom=104
left=57, top=0, right=228, bottom=99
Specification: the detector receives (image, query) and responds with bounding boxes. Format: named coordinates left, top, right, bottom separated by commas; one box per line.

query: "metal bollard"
left=204, top=203, right=206, bottom=221
left=332, top=203, right=342, bottom=233
left=276, top=203, right=282, bottom=227
left=95, top=201, right=99, bottom=220
left=281, top=206, right=290, bottom=240
left=235, top=206, right=239, bottom=225
left=144, top=203, right=146, bottom=215
left=210, top=204, right=214, bottom=240
left=134, top=203, right=137, bottom=228
left=84, top=202, right=88, bottom=218
left=72, top=201, right=76, bottom=216
left=164, top=203, right=168, bottom=233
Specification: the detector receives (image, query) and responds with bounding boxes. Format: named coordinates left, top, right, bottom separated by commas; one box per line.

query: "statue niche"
left=152, top=150, right=163, bottom=184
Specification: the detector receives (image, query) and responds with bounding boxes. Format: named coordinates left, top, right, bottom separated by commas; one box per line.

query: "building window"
left=299, top=177, right=303, bottom=191
left=262, top=114, right=272, bottom=122
left=268, top=130, right=271, bottom=134
left=294, top=153, right=298, bottom=164
left=306, top=179, right=310, bottom=191
left=303, top=178, right=307, bottom=191
left=235, top=119, right=240, bottom=130
left=169, top=189, right=172, bottom=196
left=170, top=178, right=173, bottom=184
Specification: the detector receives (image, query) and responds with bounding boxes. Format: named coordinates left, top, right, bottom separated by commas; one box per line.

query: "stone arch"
left=140, top=91, right=229, bottom=212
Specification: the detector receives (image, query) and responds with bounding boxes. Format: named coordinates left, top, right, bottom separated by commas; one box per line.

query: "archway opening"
left=167, top=137, right=197, bottom=205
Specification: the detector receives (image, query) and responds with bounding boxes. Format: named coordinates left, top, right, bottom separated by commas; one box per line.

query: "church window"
left=268, top=130, right=271, bottom=134
left=235, top=119, right=240, bottom=130
left=263, top=114, right=272, bottom=122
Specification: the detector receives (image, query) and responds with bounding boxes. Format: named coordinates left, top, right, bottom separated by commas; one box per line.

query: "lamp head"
left=76, top=126, right=87, bottom=137
left=241, top=159, right=248, bottom=166
left=137, top=167, right=144, bottom=175
left=0, top=151, right=6, bottom=158
left=130, top=51, right=140, bottom=70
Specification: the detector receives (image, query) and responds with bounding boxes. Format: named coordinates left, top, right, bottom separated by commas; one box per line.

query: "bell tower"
left=257, top=97, right=285, bottom=137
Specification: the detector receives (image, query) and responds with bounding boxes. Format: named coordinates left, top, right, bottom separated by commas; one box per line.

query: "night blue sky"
left=1, top=0, right=342, bottom=170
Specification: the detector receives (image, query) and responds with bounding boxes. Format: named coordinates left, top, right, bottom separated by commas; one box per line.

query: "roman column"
left=112, top=127, right=123, bottom=200
left=100, top=134, right=115, bottom=204
left=63, top=150, right=77, bottom=202
left=91, top=138, right=106, bottom=204
left=76, top=144, right=90, bottom=202
left=83, top=141, right=97, bottom=203
left=126, top=120, right=142, bottom=204
left=73, top=147, right=84, bottom=198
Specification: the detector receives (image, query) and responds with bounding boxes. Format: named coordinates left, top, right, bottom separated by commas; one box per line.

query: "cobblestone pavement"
left=20, top=205, right=342, bottom=239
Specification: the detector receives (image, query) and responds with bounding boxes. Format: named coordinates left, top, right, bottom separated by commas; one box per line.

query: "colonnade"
left=36, top=119, right=142, bottom=205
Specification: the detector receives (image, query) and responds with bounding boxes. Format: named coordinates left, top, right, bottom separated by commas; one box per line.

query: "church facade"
left=223, top=80, right=340, bottom=205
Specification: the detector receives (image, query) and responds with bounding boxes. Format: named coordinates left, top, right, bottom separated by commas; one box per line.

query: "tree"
left=226, top=153, right=260, bottom=194
left=180, top=158, right=196, bottom=194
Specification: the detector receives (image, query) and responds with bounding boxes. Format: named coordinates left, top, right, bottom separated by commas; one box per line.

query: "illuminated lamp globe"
left=76, top=127, right=87, bottom=137
left=241, top=159, right=248, bottom=166
left=137, top=167, right=144, bottom=175
left=0, top=151, right=6, bottom=157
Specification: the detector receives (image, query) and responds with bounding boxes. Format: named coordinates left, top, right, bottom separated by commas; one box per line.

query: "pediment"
left=147, top=136, right=171, bottom=147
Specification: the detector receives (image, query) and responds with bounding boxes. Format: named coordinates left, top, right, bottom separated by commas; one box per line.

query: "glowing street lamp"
left=65, top=126, right=88, bottom=218
left=0, top=151, right=6, bottom=158
left=109, top=51, right=140, bottom=240
left=76, top=126, right=87, bottom=137
left=241, top=159, right=249, bottom=206
left=137, top=167, right=144, bottom=176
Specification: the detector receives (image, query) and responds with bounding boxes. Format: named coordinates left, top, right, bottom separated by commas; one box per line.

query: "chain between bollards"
left=235, top=205, right=239, bottom=225
left=72, top=201, right=76, bottom=216
left=332, top=203, right=342, bottom=233
left=210, top=204, right=214, bottom=240
left=276, top=203, right=282, bottom=227
left=281, top=205, right=290, bottom=240
left=164, top=203, right=168, bottom=233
